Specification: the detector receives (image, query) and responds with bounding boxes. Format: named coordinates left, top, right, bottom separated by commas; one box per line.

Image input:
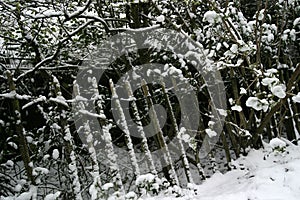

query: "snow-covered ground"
left=143, top=139, right=300, bottom=200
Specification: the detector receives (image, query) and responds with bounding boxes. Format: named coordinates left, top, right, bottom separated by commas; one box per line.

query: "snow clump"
left=203, top=11, right=220, bottom=24
left=292, top=92, right=300, bottom=103
left=246, top=97, right=269, bottom=112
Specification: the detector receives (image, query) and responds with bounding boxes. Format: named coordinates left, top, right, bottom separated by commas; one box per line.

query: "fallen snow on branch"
left=0, top=91, right=31, bottom=100
left=49, top=96, right=69, bottom=107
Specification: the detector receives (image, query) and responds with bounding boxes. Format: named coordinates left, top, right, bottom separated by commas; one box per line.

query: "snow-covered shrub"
left=135, top=174, right=163, bottom=196
left=166, top=185, right=183, bottom=198
left=98, top=182, right=115, bottom=200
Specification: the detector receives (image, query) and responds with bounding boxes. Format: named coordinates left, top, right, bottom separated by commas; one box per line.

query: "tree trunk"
left=6, top=70, right=34, bottom=184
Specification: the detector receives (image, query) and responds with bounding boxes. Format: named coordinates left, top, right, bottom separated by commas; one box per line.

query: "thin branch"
left=64, top=0, right=92, bottom=20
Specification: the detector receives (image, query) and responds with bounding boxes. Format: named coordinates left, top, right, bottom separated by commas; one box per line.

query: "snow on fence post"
left=102, top=123, right=125, bottom=197
left=58, top=81, right=83, bottom=200
left=160, top=80, right=194, bottom=184
left=141, top=79, right=179, bottom=186
left=69, top=150, right=83, bottom=200
left=109, top=79, right=141, bottom=178
left=73, top=79, right=102, bottom=200
left=124, top=80, right=157, bottom=175
left=75, top=77, right=125, bottom=197
left=49, top=76, right=84, bottom=199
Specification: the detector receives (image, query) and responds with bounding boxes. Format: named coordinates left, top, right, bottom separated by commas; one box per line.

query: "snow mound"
left=269, top=138, right=286, bottom=149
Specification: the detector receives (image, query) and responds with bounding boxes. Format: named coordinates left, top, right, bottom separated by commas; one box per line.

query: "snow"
left=44, top=192, right=61, bottom=200
left=136, top=174, right=156, bottom=186
left=270, top=84, right=286, bottom=99
left=10, top=186, right=37, bottom=200
left=8, top=142, right=18, bottom=149
left=269, top=138, right=286, bottom=149
left=156, top=15, right=165, bottom=23
left=136, top=173, right=162, bottom=193
left=230, top=44, right=238, bottom=53
left=223, top=42, right=229, bottom=48
left=179, top=127, right=190, bottom=143
left=228, top=98, right=234, bottom=105
left=205, top=128, right=217, bottom=138
left=14, top=184, right=22, bottom=192
left=125, top=191, right=137, bottom=199
left=15, top=191, right=32, bottom=200
left=34, top=10, right=63, bottom=18
left=231, top=105, right=242, bottom=112
left=79, top=110, right=106, bottom=119
left=265, top=68, right=278, bottom=75
left=293, top=17, right=300, bottom=26
left=102, top=183, right=114, bottom=190
left=51, top=123, right=61, bottom=130
left=5, top=160, right=14, bottom=167
left=266, top=32, right=274, bottom=43
left=292, top=92, right=300, bottom=103
left=181, top=133, right=190, bottom=143
left=26, top=136, right=33, bottom=143
left=240, top=87, right=247, bottom=94
left=261, top=77, right=286, bottom=98
left=258, top=9, right=265, bottom=20
left=22, top=96, right=46, bottom=109
left=290, top=29, right=296, bottom=41
left=167, top=66, right=182, bottom=76
left=52, top=149, right=59, bottom=160
left=49, top=96, right=68, bottom=107
left=64, top=129, right=72, bottom=141
left=0, top=91, right=31, bottom=100
left=75, top=95, right=88, bottom=102
left=246, top=97, right=269, bottom=112
left=142, top=144, right=300, bottom=200
left=33, top=167, right=49, bottom=175
left=132, top=70, right=140, bottom=80
left=216, top=43, right=222, bottom=51
left=203, top=11, right=219, bottom=24
left=261, top=77, right=279, bottom=87
left=120, top=13, right=126, bottom=19
left=43, top=154, right=50, bottom=160
left=89, top=185, right=98, bottom=200
left=282, top=29, right=290, bottom=41
left=216, top=109, right=227, bottom=117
